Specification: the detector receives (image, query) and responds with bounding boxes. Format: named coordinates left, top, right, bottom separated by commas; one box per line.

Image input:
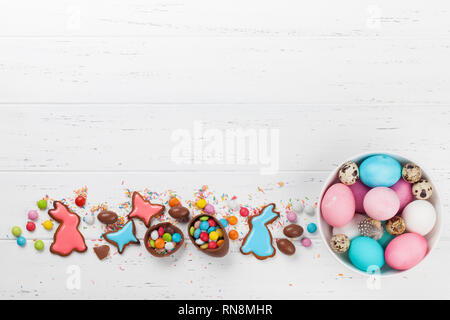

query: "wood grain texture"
left=1, top=0, right=450, bottom=299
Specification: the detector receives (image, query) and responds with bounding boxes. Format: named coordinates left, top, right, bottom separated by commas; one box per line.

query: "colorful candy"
left=307, top=223, right=317, bottom=234
left=34, top=240, right=45, bottom=251
left=26, top=221, right=36, bottom=232
left=11, top=226, right=22, bottom=237
left=146, top=224, right=183, bottom=257
left=227, top=216, right=238, bottom=225
left=219, top=218, right=228, bottom=228
left=43, top=220, right=53, bottom=230
left=168, top=197, right=180, bottom=207
left=28, top=210, right=39, bottom=221
left=301, top=237, right=312, bottom=247
left=239, top=207, right=249, bottom=217
left=228, top=230, right=239, bottom=240
left=75, top=195, right=86, bottom=207
left=172, top=233, right=182, bottom=243
left=17, top=236, right=26, bottom=247
left=37, top=199, right=47, bottom=210
left=204, top=204, right=215, bottom=214
left=189, top=215, right=227, bottom=252
left=196, top=198, right=207, bottom=209
left=286, top=212, right=297, bottom=223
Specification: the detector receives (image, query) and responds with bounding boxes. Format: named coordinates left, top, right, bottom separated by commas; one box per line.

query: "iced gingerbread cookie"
left=103, top=220, right=139, bottom=254
left=128, top=192, right=165, bottom=227
left=48, top=201, right=87, bottom=257
left=240, top=203, right=280, bottom=260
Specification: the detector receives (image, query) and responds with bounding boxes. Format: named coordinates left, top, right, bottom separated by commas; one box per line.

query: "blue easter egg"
left=193, top=229, right=201, bottom=239
left=17, top=236, right=26, bottom=247
left=307, top=223, right=317, bottom=234
left=172, top=233, right=182, bottom=243
left=349, top=236, right=385, bottom=273
left=359, top=155, right=401, bottom=188
left=207, top=226, right=216, bottom=233
left=378, top=223, right=395, bottom=248
left=200, top=221, right=209, bottom=230
left=219, top=218, right=228, bottom=228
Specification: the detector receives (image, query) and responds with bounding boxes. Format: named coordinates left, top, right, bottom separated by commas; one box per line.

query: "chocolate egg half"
left=144, top=222, right=184, bottom=258
left=187, top=214, right=229, bottom=257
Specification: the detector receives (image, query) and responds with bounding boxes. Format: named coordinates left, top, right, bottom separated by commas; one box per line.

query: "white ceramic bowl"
left=318, top=152, right=443, bottom=277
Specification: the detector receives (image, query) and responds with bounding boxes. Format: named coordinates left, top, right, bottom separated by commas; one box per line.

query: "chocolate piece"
left=93, top=245, right=110, bottom=260
left=283, top=224, right=304, bottom=238
left=240, top=203, right=280, bottom=260
left=168, top=206, right=190, bottom=222
left=97, top=210, right=119, bottom=225
left=144, top=222, right=184, bottom=258
left=48, top=201, right=87, bottom=257
left=276, top=238, right=296, bottom=255
left=187, top=214, right=229, bottom=257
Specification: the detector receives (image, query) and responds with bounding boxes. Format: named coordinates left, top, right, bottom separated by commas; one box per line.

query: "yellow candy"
left=216, top=229, right=223, bottom=238
left=43, top=220, right=53, bottom=230
left=196, top=199, right=207, bottom=209
left=209, top=231, right=219, bottom=241
left=200, top=243, right=209, bottom=250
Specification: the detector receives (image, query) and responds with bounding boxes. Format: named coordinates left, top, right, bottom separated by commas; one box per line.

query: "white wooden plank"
left=0, top=171, right=449, bottom=299
left=0, top=105, right=449, bottom=171
left=1, top=0, right=450, bottom=38
left=1, top=38, right=450, bottom=103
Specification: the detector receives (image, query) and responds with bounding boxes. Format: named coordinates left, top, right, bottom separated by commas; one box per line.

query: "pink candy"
left=301, top=238, right=312, bottom=247
left=204, top=204, right=215, bottom=214
left=28, top=210, right=39, bottom=221
left=286, top=212, right=297, bottom=223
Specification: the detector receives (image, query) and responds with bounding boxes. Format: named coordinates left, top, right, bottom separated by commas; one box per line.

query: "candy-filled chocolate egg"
left=349, top=236, right=385, bottom=273
left=321, top=183, right=355, bottom=228
left=402, top=200, right=436, bottom=236
left=360, top=155, right=402, bottom=188
left=348, top=181, right=370, bottom=214
left=390, top=179, right=414, bottom=211
left=385, top=233, right=428, bottom=270
left=332, top=213, right=365, bottom=240
left=363, top=187, right=400, bottom=221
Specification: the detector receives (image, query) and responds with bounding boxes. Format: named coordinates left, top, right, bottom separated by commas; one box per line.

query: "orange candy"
left=217, top=240, right=224, bottom=247
left=168, top=197, right=180, bottom=207
left=155, top=238, right=165, bottom=249
left=227, top=215, right=238, bottom=225
left=228, top=230, right=239, bottom=240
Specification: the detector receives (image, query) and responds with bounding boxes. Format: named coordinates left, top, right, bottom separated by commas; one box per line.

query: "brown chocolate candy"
left=187, top=214, right=229, bottom=257
left=283, top=224, right=304, bottom=238
left=97, top=210, right=118, bottom=225
left=93, top=245, right=110, bottom=260
left=168, top=206, right=190, bottom=222
left=276, top=238, right=296, bottom=255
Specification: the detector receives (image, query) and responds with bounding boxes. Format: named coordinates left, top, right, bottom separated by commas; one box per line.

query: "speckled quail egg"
left=412, top=179, right=433, bottom=200
left=329, top=234, right=350, bottom=253
left=386, top=216, right=406, bottom=235
left=338, top=161, right=359, bottom=185
left=402, top=163, right=422, bottom=183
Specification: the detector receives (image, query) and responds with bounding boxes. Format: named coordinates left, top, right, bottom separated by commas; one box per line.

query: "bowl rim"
left=317, top=151, right=443, bottom=278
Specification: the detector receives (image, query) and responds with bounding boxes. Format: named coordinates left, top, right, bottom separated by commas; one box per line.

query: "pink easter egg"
left=391, top=179, right=414, bottom=211
left=321, top=183, right=355, bottom=227
left=385, top=233, right=428, bottom=270
left=363, top=187, right=400, bottom=220
left=286, top=212, right=297, bottom=223
left=349, top=180, right=370, bottom=214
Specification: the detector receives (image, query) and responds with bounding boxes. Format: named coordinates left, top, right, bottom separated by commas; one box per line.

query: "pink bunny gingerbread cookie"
left=48, top=201, right=87, bottom=257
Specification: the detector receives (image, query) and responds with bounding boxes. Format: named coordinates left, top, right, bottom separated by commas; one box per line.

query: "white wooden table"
left=1, top=0, right=450, bottom=299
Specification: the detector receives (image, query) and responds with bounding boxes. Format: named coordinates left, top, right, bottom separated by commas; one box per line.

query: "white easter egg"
left=402, top=200, right=436, bottom=236
left=332, top=213, right=366, bottom=239
left=84, top=215, right=95, bottom=225
left=304, top=204, right=315, bottom=216
left=291, top=201, right=304, bottom=213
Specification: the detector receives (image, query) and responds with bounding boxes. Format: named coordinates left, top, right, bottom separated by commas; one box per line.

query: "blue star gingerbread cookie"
left=103, top=220, right=139, bottom=254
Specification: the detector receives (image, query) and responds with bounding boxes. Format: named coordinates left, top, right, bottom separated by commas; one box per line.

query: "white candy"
left=402, top=200, right=436, bottom=236
left=304, top=204, right=315, bottom=216
left=151, top=230, right=159, bottom=240
left=165, top=242, right=175, bottom=250
left=291, top=200, right=304, bottom=213
left=332, top=213, right=366, bottom=239
left=84, top=215, right=95, bottom=225
left=195, top=238, right=205, bottom=245
left=227, top=199, right=240, bottom=211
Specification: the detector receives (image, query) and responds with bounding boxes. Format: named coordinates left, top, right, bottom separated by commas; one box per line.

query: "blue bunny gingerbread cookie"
left=240, top=203, right=280, bottom=260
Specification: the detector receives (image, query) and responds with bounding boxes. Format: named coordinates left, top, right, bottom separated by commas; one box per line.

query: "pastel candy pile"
left=322, top=154, right=437, bottom=273
left=148, top=226, right=182, bottom=255
left=189, top=215, right=225, bottom=250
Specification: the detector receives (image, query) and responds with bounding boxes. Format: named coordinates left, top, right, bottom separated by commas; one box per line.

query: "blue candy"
left=200, top=221, right=209, bottom=230
left=207, top=226, right=216, bottom=233
left=219, top=218, right=228, bottom=228
left=17, top=236, right=26, bottom=247
left=193, top=229, right=201, bottom=239
left=307, top=223, right=317, bottom=234
left=172, top=233, right=182, bottom=243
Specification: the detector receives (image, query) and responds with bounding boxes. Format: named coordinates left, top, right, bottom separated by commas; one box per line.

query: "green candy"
left=189, top=226, right=195, bottom=236
left=199, top=216, right=209, bottom=221
left=11, top=226, right=22, bottom=237
left=34, top=240, right=44, bottom=251
left=162, top=233, right=172, bottom=242
left=37, top=199, right=47, bottom=210
left=149, top=240, right=155, bottom=248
